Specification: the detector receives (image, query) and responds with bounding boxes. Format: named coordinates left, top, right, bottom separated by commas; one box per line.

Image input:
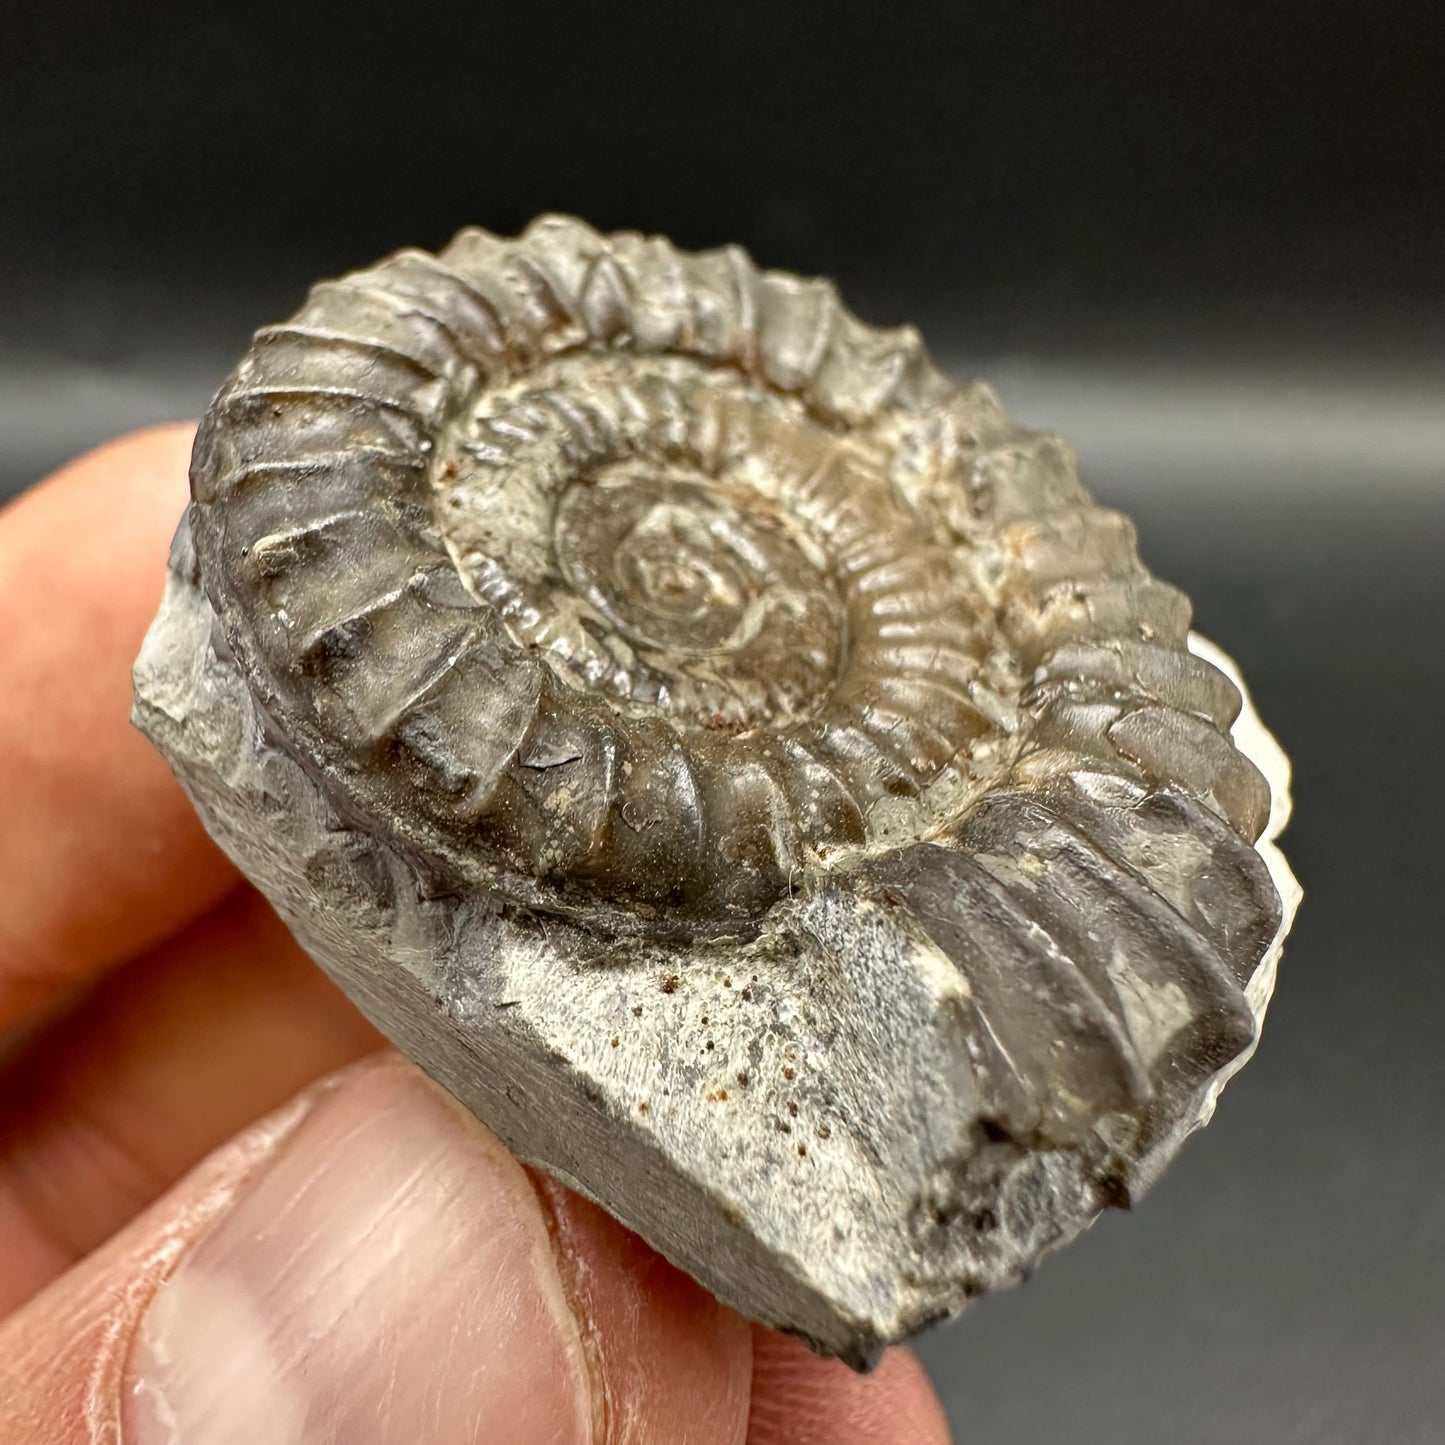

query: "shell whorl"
left=189, top=215, right=1271, bottom=927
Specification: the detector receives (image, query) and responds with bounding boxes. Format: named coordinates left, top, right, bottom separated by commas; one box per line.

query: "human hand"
left=0, top=426, right=952, bottom=1443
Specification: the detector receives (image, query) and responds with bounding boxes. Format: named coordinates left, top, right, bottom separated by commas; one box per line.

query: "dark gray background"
left=3, top=4, right=1442, bottom=1440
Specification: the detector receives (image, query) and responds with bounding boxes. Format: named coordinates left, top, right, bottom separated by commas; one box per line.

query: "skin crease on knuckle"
left=0, top=429, right=952, bottom=1444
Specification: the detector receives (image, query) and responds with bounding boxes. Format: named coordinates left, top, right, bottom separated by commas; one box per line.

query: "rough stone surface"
left=133, top=218, right=1300, bottom=1367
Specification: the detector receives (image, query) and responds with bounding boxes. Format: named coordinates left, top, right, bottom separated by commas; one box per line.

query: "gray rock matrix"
left=134, top=217, right=1299, bottom=1367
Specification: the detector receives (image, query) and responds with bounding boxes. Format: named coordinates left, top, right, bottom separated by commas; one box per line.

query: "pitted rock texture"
left=134, top=218, right=1299, bottom=1366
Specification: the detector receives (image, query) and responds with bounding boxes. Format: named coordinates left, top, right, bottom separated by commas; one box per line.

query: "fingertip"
left=747, top=1328, right=952, bottom=1445
left=529, top=1175, right=754, bottom=1445
left=2, top=1055, right=760, bottom=1445
left=0, top=422, right=237, bottom=1029
left=0, top=888, right=382, bottom=1311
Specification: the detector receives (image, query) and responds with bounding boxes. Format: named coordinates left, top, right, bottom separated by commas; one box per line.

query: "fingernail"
left=123, top=1056, right=596, bottom=1445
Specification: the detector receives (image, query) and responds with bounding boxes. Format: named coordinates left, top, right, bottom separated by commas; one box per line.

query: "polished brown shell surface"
left=189, top=218, right=1268, bottom=922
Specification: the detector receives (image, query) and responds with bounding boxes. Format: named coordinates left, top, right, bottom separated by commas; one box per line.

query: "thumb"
left=0, top=1053, right=753, bottom=1444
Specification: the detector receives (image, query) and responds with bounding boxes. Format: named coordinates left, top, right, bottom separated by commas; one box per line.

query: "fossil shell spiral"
left=139, top=216, right=1299, bottom=1364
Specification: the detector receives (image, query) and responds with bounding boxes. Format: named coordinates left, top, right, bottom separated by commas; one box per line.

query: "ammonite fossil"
left=134, top=216, right=1299, bottom=1365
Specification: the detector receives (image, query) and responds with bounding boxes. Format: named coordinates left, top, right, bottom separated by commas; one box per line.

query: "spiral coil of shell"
left=189, top=215, right=1272, bottom=943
